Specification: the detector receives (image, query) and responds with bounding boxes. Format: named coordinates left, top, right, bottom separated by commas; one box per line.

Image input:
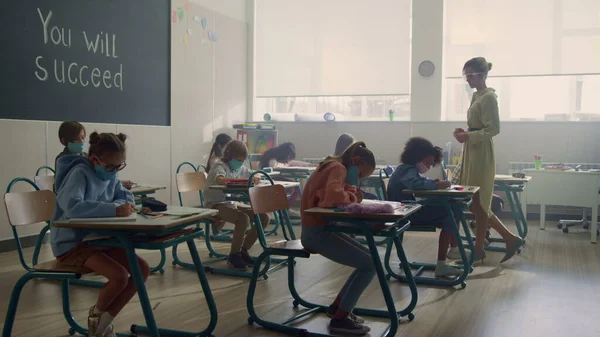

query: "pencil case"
left=142, top=197, right=167, bottom=212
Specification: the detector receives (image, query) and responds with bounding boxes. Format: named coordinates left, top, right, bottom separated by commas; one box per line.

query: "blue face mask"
left=229, top=159, right=244, bottom=171
left=345, top=165, right=360, bottom=186
left=94, top=165, right=117, bottom=181
left=67, top=142, right=85, bottom=153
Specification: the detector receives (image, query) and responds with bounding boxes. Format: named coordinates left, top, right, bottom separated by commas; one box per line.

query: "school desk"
left=255, top=203, right=422, bottom=337
left=53, top=207, right=219, bottom=337
left=521, top=169, right=600, bottom=243
left=397, top=186, right=479, bottom=287
left=493, top=174, right=531, bottom=247
left=175, top=180, right=301, bottom=278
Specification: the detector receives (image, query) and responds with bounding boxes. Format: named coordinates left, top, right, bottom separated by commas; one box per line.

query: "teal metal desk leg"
left=132, top=238, right=218, bottom=337
left=118, top=237, right=160, bottom=337
left=385, top=201, right=474, bottom=288
left=512, top=188, right=529, bottom=239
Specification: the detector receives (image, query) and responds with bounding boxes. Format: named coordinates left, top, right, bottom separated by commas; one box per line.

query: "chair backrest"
left=176, top=171, right=207, bottom=193
left=249, top=184, right=290, bottom=214
left=4, top=190, right=56, bottom=226
left=34, top=175, right=55, bottom=191
left=35, top=165, right=56, bottom=176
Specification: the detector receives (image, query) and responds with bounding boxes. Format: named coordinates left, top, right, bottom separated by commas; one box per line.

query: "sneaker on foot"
left=227, top=252, right=247, bottom=271
left=329, top=316, right=370, bottom=335
left=447, top=247, right=470, bottom=260
left=103, top=325, right=116, bottom=337
left=240, top=248, right=255, bottom=266
left=326, top=305, right=365, bottom=323
left=435, top=262, right=463, bottom=278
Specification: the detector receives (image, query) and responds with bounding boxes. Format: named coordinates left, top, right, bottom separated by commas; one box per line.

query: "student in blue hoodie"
left=52, top=131, right=149, bottom=337
left=388, top=137, right=464, bottom=277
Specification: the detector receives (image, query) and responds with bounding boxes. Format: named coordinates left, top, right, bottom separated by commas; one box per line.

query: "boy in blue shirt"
left=388, top=137, right=465, bottom=277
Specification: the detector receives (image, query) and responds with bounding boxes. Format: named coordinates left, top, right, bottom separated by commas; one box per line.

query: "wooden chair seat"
left=33, top=260, right=92, bottom=275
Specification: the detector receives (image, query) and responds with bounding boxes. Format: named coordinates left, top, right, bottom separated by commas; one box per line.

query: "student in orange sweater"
left=300, top=141, right=376, bottom=336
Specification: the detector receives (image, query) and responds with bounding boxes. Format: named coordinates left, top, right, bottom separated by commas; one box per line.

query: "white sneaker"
left=447, top=247, right=470, bottom=260
left=435, top=262, right=463, bottom=278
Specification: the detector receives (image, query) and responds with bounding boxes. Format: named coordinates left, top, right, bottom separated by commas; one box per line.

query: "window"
left=254, top=0, right=412, bottom=121
left=442, top=0, right=600, bottom=121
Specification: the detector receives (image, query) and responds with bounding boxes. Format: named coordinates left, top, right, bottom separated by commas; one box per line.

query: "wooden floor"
left=1, top=220, right=599, bottom=337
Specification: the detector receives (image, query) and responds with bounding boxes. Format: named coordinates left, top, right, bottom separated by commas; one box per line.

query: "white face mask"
left=416, top=162, right=429, bottom=174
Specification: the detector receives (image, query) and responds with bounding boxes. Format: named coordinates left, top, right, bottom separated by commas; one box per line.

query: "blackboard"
left=0, top=0, right=170, bottom=126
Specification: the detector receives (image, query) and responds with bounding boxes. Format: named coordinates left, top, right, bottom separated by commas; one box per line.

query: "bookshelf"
left=234, top=123, right=278, bottom=169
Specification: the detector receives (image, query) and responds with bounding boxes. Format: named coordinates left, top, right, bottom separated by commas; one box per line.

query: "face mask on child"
left=345, top=165, right=360, bottom=186
left=416, top=162, right=429, bottom=174
left=94, top=165, right=117, bottom=181
left=229, top=159, right=243, bottom=171
left=68, top=142, right=86, bottom=153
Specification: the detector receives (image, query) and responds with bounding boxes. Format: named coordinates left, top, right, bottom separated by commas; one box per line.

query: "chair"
left=6, top=178, right=54, bottom=271
left=34, top=165, right=55, bottom=191
left=246, top=184, right=310, bottom=331
left=172, top=170, right=231, bottom=268
left=3, top=187, right=93, bottom=337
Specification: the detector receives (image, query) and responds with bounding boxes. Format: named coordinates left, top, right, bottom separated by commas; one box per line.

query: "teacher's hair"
left=463, top=57, right=493, bottom=74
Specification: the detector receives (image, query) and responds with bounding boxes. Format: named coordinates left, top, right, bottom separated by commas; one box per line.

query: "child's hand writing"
left=252, top=176, right=261, bottom=185
left=116, top=203, right=135, bottom=217
left=435, top=180, right=451, bottom=189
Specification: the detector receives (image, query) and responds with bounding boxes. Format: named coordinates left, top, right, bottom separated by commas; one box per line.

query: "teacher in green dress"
left=453, top=57, right=523, bottom=263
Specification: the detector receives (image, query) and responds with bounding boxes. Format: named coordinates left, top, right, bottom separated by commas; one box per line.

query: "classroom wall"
left=0, top=0, right=248, bottom=242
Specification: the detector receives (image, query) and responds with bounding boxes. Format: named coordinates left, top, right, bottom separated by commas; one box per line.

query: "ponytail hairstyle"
left=222, top=140, right=248, bottom=164
left=317, top=141, right=375, bottom=172
left=88, top=132, right=127, bottom=158
left=206, top=133, right=232, bottom=171
left=463, top=57, right=492, bottom=75
left=334, top=133, right=355, bottom=156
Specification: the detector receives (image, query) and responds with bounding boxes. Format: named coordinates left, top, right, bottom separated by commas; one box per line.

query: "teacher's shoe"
left=329, top=316, right=370, bottom=335
left=500, top=237, right=524, bottom=263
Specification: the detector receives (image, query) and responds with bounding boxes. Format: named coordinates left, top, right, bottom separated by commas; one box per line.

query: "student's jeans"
left=301, top=225, right=376, bottom=313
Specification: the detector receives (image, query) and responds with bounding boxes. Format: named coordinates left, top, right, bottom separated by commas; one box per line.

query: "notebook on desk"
left=361, top=199, right=404, bottom=210
left=69, top=213, right=137, bottom=223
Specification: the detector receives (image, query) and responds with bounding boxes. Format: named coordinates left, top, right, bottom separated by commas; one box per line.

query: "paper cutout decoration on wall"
left=213, top=31, right=218, bottom=41
left=201, top=39, right=208, bottom=45
left=177, top=7, right=184, bottom=20
left=201, top=17, right=207, bottom=29
left=187, top=28, right=193, bottom=36
left=172, top=10, right=177, bottom=23
left=184, top=0, right=190, bottom=10
left=208, top=30, right=214, bottom=41
left=193, top=16, right=201, bottom=22
left=183, top=34, right=189, bottom=46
